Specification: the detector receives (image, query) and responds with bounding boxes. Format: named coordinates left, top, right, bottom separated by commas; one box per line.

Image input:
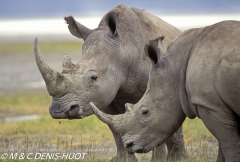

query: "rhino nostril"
left=66, top=105, right=79, bottom=117
left=125, top=142, right=134, bottom=148
left=69, top=105, right=77, bottom=111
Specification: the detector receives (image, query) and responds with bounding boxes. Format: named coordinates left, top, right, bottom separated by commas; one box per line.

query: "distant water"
left=0, top=17, right=101, bottom=43
left=0, top=114, right=40, bottom=123
left=0, top=14, right=240, bottom=43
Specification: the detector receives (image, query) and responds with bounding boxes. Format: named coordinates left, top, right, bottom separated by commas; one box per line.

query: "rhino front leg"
left=108, top=126, right=137, bottom=162
left=216, top=143, right=225, bottom=162
left=103, top=102, right=137, bottom=162
left=198, top=106, right=240, bottom=162
left=151, top=127, right=187, bottom=161
left=151, top=144, right=167, bottom=161
left=165, top=126, right=187, bottom=161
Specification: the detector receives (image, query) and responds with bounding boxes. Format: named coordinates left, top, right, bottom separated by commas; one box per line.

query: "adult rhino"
left=34, top=4, right=186, bottom=161
left=91, top=20, right=240, bottom=162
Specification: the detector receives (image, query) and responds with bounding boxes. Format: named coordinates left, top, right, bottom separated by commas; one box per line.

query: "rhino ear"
left=154, top=36, right=165, bottom=50
left=105, top=12, right=118, bottom=37
left=65, top=16, right=92, bottom=41
left=145, top=36, right=165, bottom=67
left=145, top=42, right=159, bottom=66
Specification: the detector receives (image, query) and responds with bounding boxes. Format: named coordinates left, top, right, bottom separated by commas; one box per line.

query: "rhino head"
left=90, top=37, right=186, bottom=153
left=34, top=5, right=148, bottom=119
left=35, top=37, right=123, bottom=119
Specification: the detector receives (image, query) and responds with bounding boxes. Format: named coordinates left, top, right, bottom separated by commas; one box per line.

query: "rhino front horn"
left=34, top=38, right=59, bottom=95
left=90, top=102, right=125, bottom=132
left=90, top=102, right=113, bottom=125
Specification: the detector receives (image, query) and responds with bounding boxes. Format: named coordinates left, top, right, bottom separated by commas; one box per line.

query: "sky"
left=0, top=0, right=240, bottom=19
left=0, top=1, right=239, bottom=43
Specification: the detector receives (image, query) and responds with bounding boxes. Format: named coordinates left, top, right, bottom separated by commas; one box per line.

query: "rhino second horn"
left=125, top=103, right=133, bottom=112
left=62, top=54, right=76, bottom=71
left=34, top=38, right=59, bottom=95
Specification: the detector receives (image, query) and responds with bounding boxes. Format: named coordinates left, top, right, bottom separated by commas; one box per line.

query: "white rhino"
left=91, top=20, right=240, bottom=162
left=34, top=4, right=186, bottom=161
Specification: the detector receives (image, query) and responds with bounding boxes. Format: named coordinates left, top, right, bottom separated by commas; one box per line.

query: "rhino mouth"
left=125, top=141, right=134, bottom=148
left=127, top=145, right=146, bottom=154
left=124, top=141, right=150, bottom=153
left=50, top=102, right=84, bottom=119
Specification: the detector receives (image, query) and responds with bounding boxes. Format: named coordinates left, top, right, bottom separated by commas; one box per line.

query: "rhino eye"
left=142, top=109, right=149, bottom=115
left=91, top=75, right=98, bottom=81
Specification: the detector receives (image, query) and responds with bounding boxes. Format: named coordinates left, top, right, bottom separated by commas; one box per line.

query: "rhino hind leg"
left=198, top=106, right=240, bottom=162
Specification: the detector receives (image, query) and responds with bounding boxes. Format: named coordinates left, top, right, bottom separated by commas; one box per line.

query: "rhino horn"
left=90, top=102, right=113, bottom=125
left=62, top=55, right=76, bottom=71
left=65, top=16, right=92, bottom=41
left=125, top=103, right=133, bottom=112
left=90, top=102, right=124, bottom=132
left=34, top=38, right=59, bottom=95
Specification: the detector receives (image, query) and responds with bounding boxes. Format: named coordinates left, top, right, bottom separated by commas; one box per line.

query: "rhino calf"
left=91, top=20, right=240, bottom=162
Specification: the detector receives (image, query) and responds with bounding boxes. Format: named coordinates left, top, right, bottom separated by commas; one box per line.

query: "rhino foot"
left=110, top=153, right=138, bottom=162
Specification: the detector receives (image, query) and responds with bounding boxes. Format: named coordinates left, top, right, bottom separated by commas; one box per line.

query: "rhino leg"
left=108, top=126, right=137, bottom=162
left=151, top=127, right=187, bottom=161
left=198, top=106, right=240, bottom=162
left=217, top=143, right=225, bottom=162
left=104, top=102, right=137, bottom=162
left=151, top=144, right=167, bottom=161
left=165, top=126, right=187, bottom=161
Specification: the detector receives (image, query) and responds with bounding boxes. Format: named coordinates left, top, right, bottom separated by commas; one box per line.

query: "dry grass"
left=183, top=118, right=214, bottom=143
left=0, top=93, right=51, bottom=117
left=0, top=42, right=82, bottom=54
left=0, top=93, right=217, bottom=161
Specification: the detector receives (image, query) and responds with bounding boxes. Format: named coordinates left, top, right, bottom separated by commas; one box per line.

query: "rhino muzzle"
left=49, top=101, right=84, bottom=119
left=124, top=140, right=147, bottom=153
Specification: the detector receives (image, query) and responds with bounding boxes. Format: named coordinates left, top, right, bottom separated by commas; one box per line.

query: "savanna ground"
left=0, top=41, right=218, bottom=161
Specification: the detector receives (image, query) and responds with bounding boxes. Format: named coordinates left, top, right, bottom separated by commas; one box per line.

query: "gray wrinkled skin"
left=91, top=20, right=240, bottom=162
left=34, top=4, right=187, bottom=161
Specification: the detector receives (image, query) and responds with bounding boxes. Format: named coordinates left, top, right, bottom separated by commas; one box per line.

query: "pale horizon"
left=0, top=13, right=240, bottom=43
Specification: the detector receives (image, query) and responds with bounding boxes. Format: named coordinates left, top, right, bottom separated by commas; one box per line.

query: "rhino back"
left=97, top=4, right=181, bottom=51
left=131, top=7, right=181, bottom=51
left=185, top=21, right=240, bottom=115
